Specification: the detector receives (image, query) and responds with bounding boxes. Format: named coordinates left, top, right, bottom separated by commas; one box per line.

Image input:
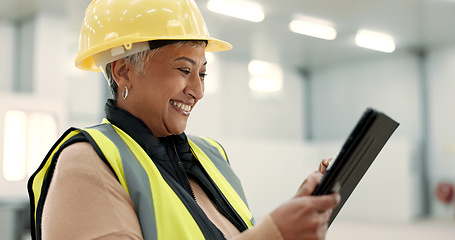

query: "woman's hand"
left=318, top=158, right=332, bottom=174
left=270, top=171, right=340, bottom=240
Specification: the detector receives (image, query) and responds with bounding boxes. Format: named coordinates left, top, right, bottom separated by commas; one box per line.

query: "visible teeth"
left=171, top=101, right=191, bottom=111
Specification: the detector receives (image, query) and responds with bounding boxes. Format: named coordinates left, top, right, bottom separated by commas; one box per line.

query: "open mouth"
left=170, top=100, right=192, bottom=114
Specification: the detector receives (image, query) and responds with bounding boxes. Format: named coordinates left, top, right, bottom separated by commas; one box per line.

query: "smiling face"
left=112, top=43, right=207, bottom=137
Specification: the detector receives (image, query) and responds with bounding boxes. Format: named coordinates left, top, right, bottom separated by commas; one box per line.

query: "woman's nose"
left=184, top=74, right=204, bottom=100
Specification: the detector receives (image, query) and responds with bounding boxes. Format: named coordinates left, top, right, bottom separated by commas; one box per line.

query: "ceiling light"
left=207, top=0, right=265, bottom=23
left=248, top=60, right=271, bottom=76
left=289, top=16, right=337, bottom=40
left=3, top=110, right=27, bottom=181
left=27, top=112, right=58, bottom=176
left=248, top=60, right=283, bottom=93
left=2, top=110, right=59, bottom=181
left=355, top=30, right=396, bottom=53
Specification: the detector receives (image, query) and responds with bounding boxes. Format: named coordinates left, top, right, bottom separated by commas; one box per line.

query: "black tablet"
left=311, top=108, right=399, bottom=226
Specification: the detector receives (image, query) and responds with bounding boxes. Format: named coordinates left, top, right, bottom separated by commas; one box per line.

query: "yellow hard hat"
left=75, top=0, right=232, bottom=72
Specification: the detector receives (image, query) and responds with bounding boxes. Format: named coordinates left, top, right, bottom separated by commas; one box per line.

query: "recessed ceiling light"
left=355, top=30, right=396, bottom=53
left=289, top=16, right=337, bottom=40
left=207, top=0, right=265, bottom=23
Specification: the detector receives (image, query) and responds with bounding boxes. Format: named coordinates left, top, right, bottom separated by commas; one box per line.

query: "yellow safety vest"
left=28, top=120, right=253, bottom=240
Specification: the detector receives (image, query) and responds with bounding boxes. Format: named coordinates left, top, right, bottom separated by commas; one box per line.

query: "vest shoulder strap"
left=187, top=135, right=249, bottom=205
left=84, top=123, right=160, bottom=239
left=187, top=136, right=253, bottom=228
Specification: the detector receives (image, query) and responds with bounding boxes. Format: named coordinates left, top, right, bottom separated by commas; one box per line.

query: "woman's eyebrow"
left=174, top=56, right=196, bottom=64
left=174, top=56, right=207, bottom=66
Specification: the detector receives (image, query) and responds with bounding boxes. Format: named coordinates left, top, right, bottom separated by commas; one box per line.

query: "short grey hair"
left=105, top=40, right=207, bottom=100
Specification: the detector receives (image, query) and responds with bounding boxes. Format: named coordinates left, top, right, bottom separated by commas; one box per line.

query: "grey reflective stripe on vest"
left=88, top=124, right=158, bottom=240
left=187, top=136, right=249, bottom=207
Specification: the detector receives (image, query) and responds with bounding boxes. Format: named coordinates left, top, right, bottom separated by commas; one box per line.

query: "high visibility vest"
left=28, top=120, right=253, bottom=240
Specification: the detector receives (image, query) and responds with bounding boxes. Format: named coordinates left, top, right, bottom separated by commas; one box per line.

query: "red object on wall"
left=435, top=182, right=454, bottom=204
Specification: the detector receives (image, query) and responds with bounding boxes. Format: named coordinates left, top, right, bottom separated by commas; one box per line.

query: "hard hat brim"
left=75, top=37, right=232, bottom=72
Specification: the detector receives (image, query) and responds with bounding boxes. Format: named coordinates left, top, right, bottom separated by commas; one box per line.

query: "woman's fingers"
left=318, top=158, right=333, bottom=174
left=295, top=171, right=323, bottom=198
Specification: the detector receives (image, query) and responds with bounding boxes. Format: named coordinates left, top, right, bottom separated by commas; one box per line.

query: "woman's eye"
left=199, top=73, right=207, bottom=79
left=178, top=68, right=191, bottom=75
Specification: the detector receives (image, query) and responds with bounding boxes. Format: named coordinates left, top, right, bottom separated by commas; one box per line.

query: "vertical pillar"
left=0, top=21, right=15, bottom=92
left=300, top=68, right=312, bottom=141
left=15, top=17, right=35, bottom=93
left=417, top=49, right=431, bottom=217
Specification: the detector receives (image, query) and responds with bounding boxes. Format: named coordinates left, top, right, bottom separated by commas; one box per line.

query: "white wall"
left=33, top=13, right=68, bottom=98
left=310, top=52, right=422, bottom=141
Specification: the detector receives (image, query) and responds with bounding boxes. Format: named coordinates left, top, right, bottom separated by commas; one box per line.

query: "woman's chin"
left=168, top=123, right=187, bottom=136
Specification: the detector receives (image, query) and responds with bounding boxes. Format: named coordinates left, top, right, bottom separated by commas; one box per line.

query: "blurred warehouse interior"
left=0, top=0, right=455, bottom=239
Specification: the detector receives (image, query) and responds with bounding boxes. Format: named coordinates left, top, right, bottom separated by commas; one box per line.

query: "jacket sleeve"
left=41, top=142, right=143, bottom=240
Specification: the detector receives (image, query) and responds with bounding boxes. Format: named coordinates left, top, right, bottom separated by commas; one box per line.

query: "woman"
left=28, top=0, right=339, bottom=239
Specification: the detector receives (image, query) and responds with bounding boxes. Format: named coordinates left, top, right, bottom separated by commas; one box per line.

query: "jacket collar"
left=104, top=99, right=191, bottom=161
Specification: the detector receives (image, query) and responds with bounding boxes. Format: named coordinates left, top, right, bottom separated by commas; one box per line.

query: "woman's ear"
left=111, top=58, right=131, bottom=87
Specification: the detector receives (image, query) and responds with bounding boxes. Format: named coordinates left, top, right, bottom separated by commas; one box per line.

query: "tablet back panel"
left=312, top=108, right=399, bottom=226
